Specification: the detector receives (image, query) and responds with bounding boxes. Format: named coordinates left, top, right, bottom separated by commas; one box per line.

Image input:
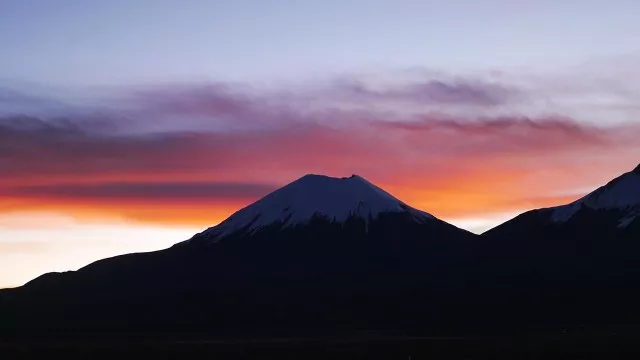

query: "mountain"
left=5, top=168, right=640, bottom=341
left=484, top=164, right=640, bottom=240
left=0, top=174, right=477, bottom=338
left=183, top=174, right=437, bottom=243
left=477, top=164, right=640, bottom=332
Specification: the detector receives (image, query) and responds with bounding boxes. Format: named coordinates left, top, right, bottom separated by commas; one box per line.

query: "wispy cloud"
left=334, top=78, right=516, bottom=106
left=1, top=113, right=634, bottom=183
left=0, top=69, right=639, bottom=225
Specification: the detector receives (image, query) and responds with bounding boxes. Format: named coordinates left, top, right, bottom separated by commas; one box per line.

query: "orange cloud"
left=1, top=111, right=638, bottom=228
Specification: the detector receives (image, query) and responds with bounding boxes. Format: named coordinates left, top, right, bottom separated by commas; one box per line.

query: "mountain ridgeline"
left=1, top=167, right=640, bottom=339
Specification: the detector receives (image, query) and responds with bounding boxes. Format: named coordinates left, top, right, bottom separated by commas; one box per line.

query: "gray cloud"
left=337, top=78, right=515, bottom=106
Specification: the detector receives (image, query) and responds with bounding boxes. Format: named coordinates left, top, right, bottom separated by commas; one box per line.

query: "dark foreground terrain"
left=4, top=332, right=640, bottom=359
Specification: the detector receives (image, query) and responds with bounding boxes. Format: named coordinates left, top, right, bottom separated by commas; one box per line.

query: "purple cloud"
left=337, top=78, right=515, bottom=106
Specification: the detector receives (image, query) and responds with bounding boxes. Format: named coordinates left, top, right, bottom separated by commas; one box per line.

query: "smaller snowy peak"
left=552, top=165, right=640, bottom=225
left=200, top=174, right=435, bottom=238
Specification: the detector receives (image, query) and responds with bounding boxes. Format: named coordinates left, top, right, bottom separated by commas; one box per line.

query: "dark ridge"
left=633, top=163, right=640, bottom=174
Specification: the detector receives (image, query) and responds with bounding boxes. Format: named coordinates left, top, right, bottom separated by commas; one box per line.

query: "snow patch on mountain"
left=200, top=174, right=435, bottom=238
left=552, top=166, right=640, bottom=226
left=619, top=212, right=640, bottom=228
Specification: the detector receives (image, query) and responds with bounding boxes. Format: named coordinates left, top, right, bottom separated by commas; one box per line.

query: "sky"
left=1, top=0, right=640, bottom=287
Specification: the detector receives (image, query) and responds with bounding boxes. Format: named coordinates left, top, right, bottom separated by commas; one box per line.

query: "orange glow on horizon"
left=0, top=170, right=593, bottom=230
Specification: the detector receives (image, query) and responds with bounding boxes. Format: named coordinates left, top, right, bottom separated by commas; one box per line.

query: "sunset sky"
left=1, top=0, right=640, bottom=288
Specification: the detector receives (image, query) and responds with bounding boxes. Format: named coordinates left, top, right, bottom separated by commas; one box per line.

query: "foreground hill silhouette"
left=1, top=167, right=640, bottom=344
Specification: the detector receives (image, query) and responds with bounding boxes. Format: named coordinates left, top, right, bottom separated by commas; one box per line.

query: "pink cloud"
left=0, top=77, right=639, bottom=223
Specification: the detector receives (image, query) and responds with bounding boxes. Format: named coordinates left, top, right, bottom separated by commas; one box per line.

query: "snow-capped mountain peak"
left=552, top=164, right=640, bottom=226
left=199, top=174, right=435, bottom=238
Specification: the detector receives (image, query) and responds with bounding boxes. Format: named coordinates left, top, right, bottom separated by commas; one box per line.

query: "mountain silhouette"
left=2, top=167, right=640, bottom=340
left=0, top=174, right=476, bottom=338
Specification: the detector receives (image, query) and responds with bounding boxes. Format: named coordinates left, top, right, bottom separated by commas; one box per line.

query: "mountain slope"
left=484, top=164, right=640, bottom=240
left=0, top=174, right=477, bottom=338
left=480, top=163, right=640, bottom=277
left=474, top=164, right=640, bottom=333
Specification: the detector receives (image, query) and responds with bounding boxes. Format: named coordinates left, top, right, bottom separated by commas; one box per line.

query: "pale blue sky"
left=1, top=0, right=639, bottom=86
